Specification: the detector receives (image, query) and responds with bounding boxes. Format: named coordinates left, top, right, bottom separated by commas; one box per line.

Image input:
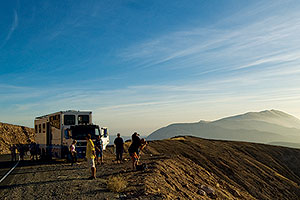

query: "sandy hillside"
left=1, top=136, right=300, bottom=200
left=143, top=136, right=300, bottom=199
left=0, top=122, right=35, bottom=154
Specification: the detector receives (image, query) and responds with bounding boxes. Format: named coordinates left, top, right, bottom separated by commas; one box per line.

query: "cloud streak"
left=119, top=2, right=300, bottom=77
left=0, top=10, right=18, bottom=48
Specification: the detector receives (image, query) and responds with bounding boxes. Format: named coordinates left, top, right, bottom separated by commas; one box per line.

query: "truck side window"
left=64, top=115, right=75, bottom=125
left=103, top=129, right=108, bottom=137
left=95, top=128, right=100, bottom=136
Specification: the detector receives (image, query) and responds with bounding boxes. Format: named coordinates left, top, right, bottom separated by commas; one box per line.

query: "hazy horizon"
left=1, top=1, right=300, bottom=136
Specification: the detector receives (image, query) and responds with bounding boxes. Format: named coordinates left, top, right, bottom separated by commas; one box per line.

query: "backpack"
left=136, top=163, right=147, bottom=171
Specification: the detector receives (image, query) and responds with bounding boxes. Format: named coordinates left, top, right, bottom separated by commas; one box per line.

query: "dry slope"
left=0, top=122, right=35, bottom=154
left=1, top=136, right=300, bottom=200
left=141, top=136, right=300, bottom=199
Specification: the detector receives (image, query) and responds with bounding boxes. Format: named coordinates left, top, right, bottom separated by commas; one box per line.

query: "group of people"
left=75, top=132, right=147, bottom=179
left=70, top=135, right=104, bottom=167
left=9, top=141, right=39, bottom=162
left=29, top=141, right=40, bottom=161
left=10, top=132, right=147, bottom=180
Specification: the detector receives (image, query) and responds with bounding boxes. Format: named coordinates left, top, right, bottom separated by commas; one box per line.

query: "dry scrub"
left=107, top=175, right=127, bottom=193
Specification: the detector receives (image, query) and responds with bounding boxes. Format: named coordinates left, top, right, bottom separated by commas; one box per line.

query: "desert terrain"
left=0, top=122, right=35, bottom=154
left=1, top=136, right=300, bottom=200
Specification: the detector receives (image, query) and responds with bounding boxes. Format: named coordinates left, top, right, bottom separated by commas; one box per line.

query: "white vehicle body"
left=34, top=110, right=109, bottom=158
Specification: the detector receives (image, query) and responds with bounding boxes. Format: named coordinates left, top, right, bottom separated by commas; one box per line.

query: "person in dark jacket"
left=95, top=135, right=103, bottom=165
left=114, top=133, right=124, bottom=163
left=128, top=132, right=142, bottom=170
left=10, top=144, right=17, bottom=162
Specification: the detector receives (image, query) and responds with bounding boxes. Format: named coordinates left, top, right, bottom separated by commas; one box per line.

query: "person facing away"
left=18, top=144, right=25, bottom=161
left=114, top=133, right=124, bottom=163
left=128, top=132, right=142, bottom=170
left=10, top=144, right=17, bottom=162
left=70, top=140, right=77, bottom=166
left=86, top=134, right=96, bottom=179
left=29, top=141, right=37, bottom=161
left=95, top=135, right=103, bottom=165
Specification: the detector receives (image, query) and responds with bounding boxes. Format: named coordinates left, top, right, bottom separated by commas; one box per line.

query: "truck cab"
left=67, top=125, right=109, bottom=158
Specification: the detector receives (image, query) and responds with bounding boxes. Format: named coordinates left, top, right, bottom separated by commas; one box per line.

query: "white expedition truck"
left=34, top=110, right=109, bottom=159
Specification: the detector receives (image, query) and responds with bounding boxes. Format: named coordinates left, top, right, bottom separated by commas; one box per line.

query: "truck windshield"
left=78, top=115, right=89, bottom=124
left=71, top=126, right=99, bottom=140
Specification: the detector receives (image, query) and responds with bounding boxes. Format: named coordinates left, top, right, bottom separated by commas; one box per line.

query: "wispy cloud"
left=119, top=2, right=300, bottom=76
left=0, top=10, right=18, bottom=48
left=2, top=1, right=300, bottom=133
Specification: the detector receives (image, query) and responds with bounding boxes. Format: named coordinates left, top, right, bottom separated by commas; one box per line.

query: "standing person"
left=86, top=134, right=96, bottom=179
left=35, top=143, right=40, bottom=160
left=114, top=133, right=124, bottom=164
left=70, top=140, right=77, bottom=166
left=10, top=145, right=17, bottom=162
left=128, top=132, right=141, bottom=170
left=95, top=135, right=103, bottom=165
left=18, top=144, right=25, bottom=161
left=29, top=141, right=37, bottom=161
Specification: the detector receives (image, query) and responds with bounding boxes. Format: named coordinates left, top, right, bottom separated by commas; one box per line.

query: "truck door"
left=46, top=122, right=52, bottom=158
left=46, top=122, right=52, bottom=146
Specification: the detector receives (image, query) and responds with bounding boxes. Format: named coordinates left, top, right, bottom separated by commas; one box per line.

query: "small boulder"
left=197, top=189, right=206, bottom=196
left=200, top=185, right=215, bottom=195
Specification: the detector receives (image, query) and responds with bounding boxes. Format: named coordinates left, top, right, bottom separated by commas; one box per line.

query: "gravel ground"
left=0, top=147, right=153, bottom=200
left=1, top=161, right=116, bottom=199
left=2, top=137, right=300, bottom=200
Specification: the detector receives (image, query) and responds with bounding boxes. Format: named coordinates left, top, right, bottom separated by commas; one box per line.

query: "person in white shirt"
left=70, top=140, right=77, bottom=166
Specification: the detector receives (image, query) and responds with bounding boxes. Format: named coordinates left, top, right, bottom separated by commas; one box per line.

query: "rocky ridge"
left=1, top=136, right=300, bottom=199
left=142, top=136, right=300, bottom=199
left=0, top=122, right=35, bottom=154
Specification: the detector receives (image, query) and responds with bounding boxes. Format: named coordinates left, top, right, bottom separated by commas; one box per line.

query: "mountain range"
left=147, top=110, right=300, bottom=148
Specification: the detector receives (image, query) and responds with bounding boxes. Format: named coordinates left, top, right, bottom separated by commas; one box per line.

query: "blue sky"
left=1, top=0, right=300, bottom=136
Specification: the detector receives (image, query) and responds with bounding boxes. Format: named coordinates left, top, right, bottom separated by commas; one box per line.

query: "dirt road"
left=0, top=146, right=154, bottom=200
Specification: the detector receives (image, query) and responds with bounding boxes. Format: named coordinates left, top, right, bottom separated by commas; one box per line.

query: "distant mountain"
left=147, top=110, right=300, bottom=147
left=269, top=141, right=300, bottom=149
left=213, top=110, right=300, bottom=129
